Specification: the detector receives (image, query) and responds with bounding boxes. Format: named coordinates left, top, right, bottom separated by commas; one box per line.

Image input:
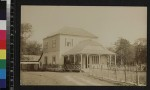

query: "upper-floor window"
left=65, top=38, right=73, bottom=47
left=67, top=42, right=71, bottom=46
left=44, top=56, right=48, bottom=65
left=52, top=39, right=56, bottom=48
left=44, top=42, right=48, bottom=52
left=46, top=42, right=48, bottom=49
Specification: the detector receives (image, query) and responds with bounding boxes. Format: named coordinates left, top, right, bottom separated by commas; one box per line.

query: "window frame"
left=65, top=38, right=73, bottom=47
left=52, top=39, right=56, bottom=48
left=52, top=56, right=56, bottom=64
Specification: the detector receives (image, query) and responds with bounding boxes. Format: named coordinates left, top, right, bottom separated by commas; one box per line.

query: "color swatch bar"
left=0, top=1, right=6, bottom=89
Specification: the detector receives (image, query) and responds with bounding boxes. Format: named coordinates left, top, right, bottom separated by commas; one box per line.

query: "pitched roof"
left=21, top=55, right=40, bottom=62
left=63, top=39, right=115, bottom=55
left=44, top=27, right=98, bottom=39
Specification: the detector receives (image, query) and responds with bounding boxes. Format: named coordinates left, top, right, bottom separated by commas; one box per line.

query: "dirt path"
left=21, top=71, right=119, bottom=86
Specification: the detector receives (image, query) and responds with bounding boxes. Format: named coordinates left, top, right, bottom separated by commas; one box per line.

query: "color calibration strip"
left=0, top=1, right=6, bottom=89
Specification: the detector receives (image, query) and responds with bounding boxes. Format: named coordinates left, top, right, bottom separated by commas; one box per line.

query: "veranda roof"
left=63, top=39, right=115, bottom=55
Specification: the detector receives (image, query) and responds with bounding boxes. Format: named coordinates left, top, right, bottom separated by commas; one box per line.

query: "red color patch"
left=0, top=30, right=6, bottom=40
left=0, top=40, right=6, bottom=49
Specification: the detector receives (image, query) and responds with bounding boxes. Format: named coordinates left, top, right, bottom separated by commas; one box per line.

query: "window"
left=65, top=38, right=73, bottom=47
left=44, top=56, right=48, bottom=65
left=52, top=39, right=56, bottom=48
left=67, top=42, right=71, bottom=46
left=52, top=56, right=56, bottom=64
left=44, top=42, right=48, bottom=52
left=46, top=42, right=48, bottom=48
left=92, top=56, right=99, bottom=64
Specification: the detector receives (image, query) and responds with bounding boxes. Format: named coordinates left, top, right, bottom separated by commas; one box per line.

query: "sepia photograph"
left=20, top=6, right=147, bottom=86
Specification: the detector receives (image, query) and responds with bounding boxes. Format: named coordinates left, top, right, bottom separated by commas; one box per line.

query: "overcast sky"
left=21, top=6, right=147, bottom=47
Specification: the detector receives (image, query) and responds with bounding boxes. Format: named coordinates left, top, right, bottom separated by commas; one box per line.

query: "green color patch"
left=0, top=60, right=6, bottom=68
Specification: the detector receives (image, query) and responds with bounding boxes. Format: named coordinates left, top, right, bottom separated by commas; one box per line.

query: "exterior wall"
left=82, top=55, right=86, bottom=69
left=40, top=35, right=61, bottom=68
left=43, top=35, right=60, bottom=53
left=40, top=51, right=61, bottom=68
left=100, top=55, right=109, bottom=68
left=100, top=55, right=108, bottom=65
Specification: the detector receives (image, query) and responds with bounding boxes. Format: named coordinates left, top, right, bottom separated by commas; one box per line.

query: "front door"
left=52, top=56, right=56, bottom=64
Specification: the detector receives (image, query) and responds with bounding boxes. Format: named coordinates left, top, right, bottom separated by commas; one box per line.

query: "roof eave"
left=43, top=34, right=98, bottom=40
left=43, top=34, right=59, bottom=40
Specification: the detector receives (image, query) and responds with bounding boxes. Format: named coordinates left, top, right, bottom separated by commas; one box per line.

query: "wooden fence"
left=84, top=64, right=146, bottom=86
left=64, top=64, right=81, bottom=71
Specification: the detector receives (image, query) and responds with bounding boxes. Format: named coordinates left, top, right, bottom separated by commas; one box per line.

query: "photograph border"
left=15, top=0, right=149, bottom=90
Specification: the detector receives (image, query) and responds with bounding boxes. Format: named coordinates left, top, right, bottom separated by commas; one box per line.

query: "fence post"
left=92, top=65, right=94, bottom=76
left=130, top=66, right=133, bottom=83
left=108, top=66, right=110, bottom=80
left=89, top=64, right=91, bottom=75
left=101, top=65, right=103, bottom=79
left=124, top=65, right=127, bottom=83
left=136, top=64, right=139, bottom=86
left=90, top=64, right=92, bottom=76
left=115, top=66, right=117, bottom=81
left=90, top=64, right=93, bottom=76
left=99, top=64, right=101, bottom=78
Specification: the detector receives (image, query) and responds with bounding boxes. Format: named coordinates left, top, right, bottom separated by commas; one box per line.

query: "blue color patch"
left=0, top=69, right=6, bottom=79
left=0, top=79, right=6, bottom=88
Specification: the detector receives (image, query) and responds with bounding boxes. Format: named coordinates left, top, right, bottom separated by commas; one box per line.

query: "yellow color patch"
left=0, top=50, right=6, bottom=59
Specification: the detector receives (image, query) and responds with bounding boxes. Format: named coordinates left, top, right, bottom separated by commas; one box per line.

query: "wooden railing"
left=64, top=64, right=81, bottom=71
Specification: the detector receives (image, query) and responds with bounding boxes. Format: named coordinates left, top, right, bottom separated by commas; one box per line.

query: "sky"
left=21, top=6, right=147, bottom=47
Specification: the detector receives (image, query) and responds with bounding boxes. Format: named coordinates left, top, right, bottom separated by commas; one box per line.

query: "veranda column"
left=99, top=55, right=101, bottom=64
left=110, top=55, right=112, bottom=67
left=81, top=54, right=83, bottom=69
left=74, top=55, right=76, bottom=64
left=99, top=55, right=101, bottom=68
left=114, top=54, right=116, bottom=66
left=86, top=54, right=88, bottom=68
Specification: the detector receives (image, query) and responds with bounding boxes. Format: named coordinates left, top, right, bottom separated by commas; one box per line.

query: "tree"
left=25, top=41, right=42, bottom=55
left=115, top=38, right=134, bottom=66
left=21, top=23, right=32, bottom=40
left=134, top=38, right=147, bottom=65
left=21, top=23, right=32, bottom=54
left=107, top=46, right=115, bottom=53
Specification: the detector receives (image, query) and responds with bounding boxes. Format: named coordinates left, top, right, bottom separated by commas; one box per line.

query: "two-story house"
left=39, top=27, right=116, bottom=71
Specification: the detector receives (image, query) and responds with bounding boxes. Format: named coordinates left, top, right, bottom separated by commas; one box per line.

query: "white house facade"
left=39, top=27, right=116, bottom=70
